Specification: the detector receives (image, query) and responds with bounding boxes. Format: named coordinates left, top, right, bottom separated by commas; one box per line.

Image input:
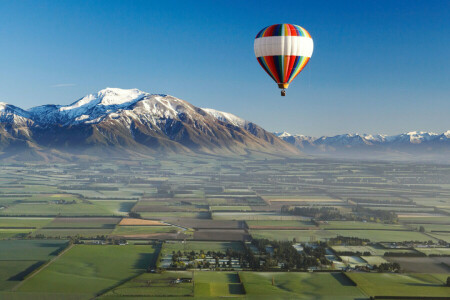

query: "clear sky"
left=0, top=0, right=448, bottom=136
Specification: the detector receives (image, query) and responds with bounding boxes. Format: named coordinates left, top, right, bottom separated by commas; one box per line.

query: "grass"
left=44, top=217, right=120, bottom=228
left=0, top=202, right=112, bottom=216
left=0, top=217, right=53, bottom=229
left=0, top=240, right=68, bottom=261
left=194, top=271, right=244, bottom=297
left=209, top=206, right=252, bottom=211
left=346, top=273, right=449, bottom=298
left=361, top=256, right=388, bottom=265
left=105, top=271, right=194, bottom=297
left=240, top=272, right=366, bottom=299
left=249, top=229, right=337, bottom=242
left=0, top=261, right=42, bottom=291
left=247, top=220, right=315, bottom=228
left=33, top=228, right=114, bottom=238
left=18, top=244, right=160, bottom=297
left=414, top=247, right=450, bottom=256
left=0, top=229, right=35, bottom=239
left=89, top=200, right=136, bottom=216
left=319, top=221, right=408, bottom=230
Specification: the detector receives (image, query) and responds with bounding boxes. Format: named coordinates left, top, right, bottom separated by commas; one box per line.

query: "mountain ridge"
left=0, top=88, right=300, bottom=161
left=275, top=131, right=450, bottom=162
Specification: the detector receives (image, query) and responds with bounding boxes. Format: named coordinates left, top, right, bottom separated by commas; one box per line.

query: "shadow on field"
left=119, top=202, right=135, bottom=213
left=331, top=273, right=356, bottom=286
left=134, top=253, right=155, bottom=269
left=228, top=283, right=245, bottom=295
left=8, top=261, right=45, bottom=281
left=405, top=283, right=443, bottom=287
left=225, top=273, right=241, bottom=283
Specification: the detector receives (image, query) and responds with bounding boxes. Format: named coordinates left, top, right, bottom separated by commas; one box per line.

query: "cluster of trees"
left=329, top=236, right=370, bottom=246
left=335, top=251, right=371, bottom=256
left=374, top=262, right=401, bottom=272
left=249, top=239, right=330, bottom=270
left=384, top=252, right=426, bottom=257
left=281, top=206, right=342, bottom=220
left=353, top=206, right=397, bottom=223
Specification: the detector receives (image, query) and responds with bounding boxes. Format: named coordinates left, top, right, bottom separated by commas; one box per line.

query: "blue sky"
left=0, top=0, right=448, bottom=136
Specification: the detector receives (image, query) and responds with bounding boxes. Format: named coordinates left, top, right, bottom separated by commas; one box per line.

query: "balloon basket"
left=281, top=89, right=286, bottom=96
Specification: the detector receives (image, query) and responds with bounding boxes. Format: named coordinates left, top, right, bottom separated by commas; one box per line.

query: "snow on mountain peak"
left=61, top=88, right=147, bottom=112
left=274, top=131, right=293, bottom=138
left=202, top=108, right=246, bottom=127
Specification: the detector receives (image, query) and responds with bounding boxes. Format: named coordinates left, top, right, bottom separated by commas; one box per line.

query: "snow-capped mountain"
left=275, top=131, right=450, bottom=162
left=0, top=88, right=299, bottom=160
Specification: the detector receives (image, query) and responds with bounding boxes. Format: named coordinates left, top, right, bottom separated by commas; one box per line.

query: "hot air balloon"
left=254, top=24, right=313, bottom=96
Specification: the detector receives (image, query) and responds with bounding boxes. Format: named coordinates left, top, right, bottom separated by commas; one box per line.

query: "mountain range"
left=274, top=131, right=450, bottom=162
left=1, top=87, right=448, bottom=162
left=0, top=88, right=298, bottom=161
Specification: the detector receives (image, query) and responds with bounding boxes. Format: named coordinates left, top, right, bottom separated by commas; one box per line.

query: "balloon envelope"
left=254, top=24, right=313, bottom=89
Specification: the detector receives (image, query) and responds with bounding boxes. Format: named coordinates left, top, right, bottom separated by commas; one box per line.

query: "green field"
left=240, top=272, right=366, bottom=299
left=0, top=240, right=68, bottom=260
left=33, top=228, right=114, bottom=238
left=0, top=240, right=68, bottom=292
left=415, top=247, right=450, bottom=256
left=361, top=256, right=388, bottom=265
left=0, top=217, right=53, bottom=228
left=105, top=271, right=194, bottom=297
left=0, top=202, right=112, bottom=216
left=194, top=272, right=244, bottom=297
left=247, top=220, right=315, bottom=228
left=44, top=217, right=120, bottom=228
left=0, top=261, right=42, bottom=291
left=209, top=206, right=252, bottom=212
left=319, top=221, right=408, bottom=230
left=18, top=244, right=161, bottom=298
left=346, top=273, right=449, bottom=298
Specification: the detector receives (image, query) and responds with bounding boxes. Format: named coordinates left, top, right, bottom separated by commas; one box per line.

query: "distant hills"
left=0, top=88, right=298, bottom=161
left=275, top=131, right=450, bottom=162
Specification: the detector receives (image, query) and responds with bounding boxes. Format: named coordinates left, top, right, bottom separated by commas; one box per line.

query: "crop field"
left=209, top=205, right=252, bottom=211
left=112, top=225, right=178, bottom=235
left=212, top=212, right=305, bottom=221
left=0, top=240, right=68, bottom=261
left=0, top=240, right=68, bottom=292
left=44, top=217, right=120, bottom=228
left=0, top=157, right=449, bottom=298
left=250, top=229, right=339, bottom=242
left=194, top=271, right=245, bottom=297
left=0, top=202, right=112, bottom=216
left=340, top=256, right=367, bottom=266
left=319, top=221, right=408, bottom=230
left=240, top=272, right=366, bottom=299
left=246, top=220, right=315, bottom=229
left=385, top=257, right=450, bottom=273
left=361, top=256, right=388, bottom=265
left=118, top=218, right=165, bottom=226
left=346, top=273, right=449, bottom=298
left=0, top=217, right=53, bottom=228
left=415, top=247, right=450, bottom=256
left=17, top=244, right=161, bottom=298
left=104, top=271, right=194, bottom=297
